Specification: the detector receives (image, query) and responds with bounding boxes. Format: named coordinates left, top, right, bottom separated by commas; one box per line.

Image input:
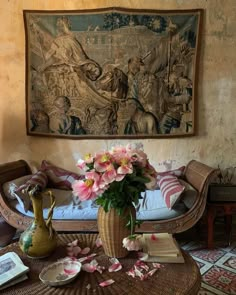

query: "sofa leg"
left=0, top=214, right=16, bottom=247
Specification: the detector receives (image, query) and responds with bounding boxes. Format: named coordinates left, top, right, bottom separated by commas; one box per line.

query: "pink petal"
left=80, top=247, right=90, bottom=255
left=78, top=253, right=97, bottom=263
left=99, top=279, right=115, bottom=287
left=82, top=263, right=97, bottom=273
left=108, top=263, right=122, bottom=272
left=64, top=268, right=78, bottom=275
left=151, top=234, right=158, bottom=241
left=135, top=261, right=149, bottom=271
left=137, top=252, right=149, bottom=261
left=95, top=237, right=102, bottom=247
left=126, top=268, right=135, bottom=278
left=147, top=269, right=157, bottom=276
left=73, top=246, right=81, bottom=256
left=152, top=263, right=163, bottom=269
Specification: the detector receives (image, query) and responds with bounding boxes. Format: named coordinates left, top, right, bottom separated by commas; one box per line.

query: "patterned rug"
left=177, top=224, right=236, bottom=295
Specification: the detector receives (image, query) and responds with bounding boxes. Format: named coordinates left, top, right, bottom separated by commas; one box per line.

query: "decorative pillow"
left=2, top=175, right=33, bottom=200
left=159, top=175, right=185, bottom=209
left=16, top=170, right=48, bottom=192
left=179, top=179, right=198, bottom=209
left=14, top=170, right=48, bottom=213
left=157, top=166, right=185, bottom=182
left=41, top=160, right=83, bottom=190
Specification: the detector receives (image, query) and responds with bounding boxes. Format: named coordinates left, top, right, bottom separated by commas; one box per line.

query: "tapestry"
left=23, top=8, right=203, bottom=139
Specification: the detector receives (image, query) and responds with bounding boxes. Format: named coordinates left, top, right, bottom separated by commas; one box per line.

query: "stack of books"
left=142, top=233, right=185, bottom=263
left=0, top=252, right=29, bottom=290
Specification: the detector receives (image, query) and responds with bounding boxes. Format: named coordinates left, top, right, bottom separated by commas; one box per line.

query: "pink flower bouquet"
left=72, top=144, right=158, bottom=231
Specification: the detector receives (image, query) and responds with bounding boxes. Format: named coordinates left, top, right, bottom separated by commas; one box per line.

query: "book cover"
left=0, top=252, right=29, bottom=287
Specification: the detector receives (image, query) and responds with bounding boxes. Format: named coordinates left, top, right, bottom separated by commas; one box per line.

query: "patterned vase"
left=19, top=189, right=57, bottom=258
left=97, top=206, right=136, bottom=258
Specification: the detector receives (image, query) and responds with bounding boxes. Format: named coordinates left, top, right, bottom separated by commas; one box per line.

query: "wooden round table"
left=0, top=233, right=201, bottom=295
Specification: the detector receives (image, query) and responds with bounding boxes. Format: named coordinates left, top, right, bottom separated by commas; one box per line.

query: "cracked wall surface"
left=0, top=0, right=235, bottom=174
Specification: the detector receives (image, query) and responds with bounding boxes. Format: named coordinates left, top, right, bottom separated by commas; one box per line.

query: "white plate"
left=39, top=260, right=82, bottom=286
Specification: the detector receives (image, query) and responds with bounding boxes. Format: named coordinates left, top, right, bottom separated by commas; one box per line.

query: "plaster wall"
left=0, top=0, right=235, bottom=173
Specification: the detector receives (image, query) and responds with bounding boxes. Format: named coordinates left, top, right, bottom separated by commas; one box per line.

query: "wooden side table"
left=207, top=203, right=236, bottom=249
left=207, top=183, right=236, bottom=248
left=0, top=233, right=201, bottom=295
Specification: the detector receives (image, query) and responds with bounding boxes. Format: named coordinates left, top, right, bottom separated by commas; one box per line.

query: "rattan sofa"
left=0, top=159, right=218, bottom=234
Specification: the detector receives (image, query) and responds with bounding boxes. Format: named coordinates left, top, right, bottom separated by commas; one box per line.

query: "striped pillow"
left=41, top=160, right=83, bottom=190
left=15, top=170, right=48, bottom=212
left=16, top=170, right=48, bottom=192
left=159, top=175, right=185, bottom=209
left=157, top=166, right=185, bottom=185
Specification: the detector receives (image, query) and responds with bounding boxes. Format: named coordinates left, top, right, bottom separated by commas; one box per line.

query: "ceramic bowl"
left=39, top=260, right=82, bottom=286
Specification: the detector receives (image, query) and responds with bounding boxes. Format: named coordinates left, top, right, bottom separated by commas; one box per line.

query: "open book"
left=0, top=252, right=29, bottom=290
left=142, top=233, right=185, bottom=263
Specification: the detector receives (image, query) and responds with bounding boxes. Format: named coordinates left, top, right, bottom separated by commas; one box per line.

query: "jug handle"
left=44, top=190, right=56, bottom=238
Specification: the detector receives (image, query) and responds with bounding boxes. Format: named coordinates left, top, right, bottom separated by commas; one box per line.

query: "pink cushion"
left=41, top=160, right=83, bottom=190
left=159, top=175, right=185, bottom=209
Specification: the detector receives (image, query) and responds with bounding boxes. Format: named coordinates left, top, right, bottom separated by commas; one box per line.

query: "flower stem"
left=129, top=208, right=134, bottom=236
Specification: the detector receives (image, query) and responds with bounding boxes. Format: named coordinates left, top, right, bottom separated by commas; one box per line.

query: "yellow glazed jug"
left=19, top=187, right=57, bottom=258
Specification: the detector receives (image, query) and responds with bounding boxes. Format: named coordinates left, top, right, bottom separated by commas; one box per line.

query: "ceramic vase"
left=19, top=189, right=57, bottom=258
left=97, top=206, right=136, bottom=258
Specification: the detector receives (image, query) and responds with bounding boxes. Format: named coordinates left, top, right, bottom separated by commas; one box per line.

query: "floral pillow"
left=40, top=160, right=83, bottom=190
left=159, top=175, right=185, bottom=209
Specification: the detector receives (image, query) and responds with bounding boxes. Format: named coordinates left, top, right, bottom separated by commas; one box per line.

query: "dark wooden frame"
left=24, top=8, right=203, bottom=139
left=0, top=159, right=218, bottom=233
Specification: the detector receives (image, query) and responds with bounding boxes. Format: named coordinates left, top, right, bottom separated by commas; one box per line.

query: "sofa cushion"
left=179, top=179, right=198, bottom=209
left=156, top=166, right=185, bottom=186
left=3, top=175, right=32, bottom=200
left=12, top=188, right=187, bottom=221
left=41, top=160, right=83, bottom=190
left=159, top=175, right=185, bottom=209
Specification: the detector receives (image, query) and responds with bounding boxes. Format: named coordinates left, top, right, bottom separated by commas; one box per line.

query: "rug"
left=177, top=222, right=236, bottom=295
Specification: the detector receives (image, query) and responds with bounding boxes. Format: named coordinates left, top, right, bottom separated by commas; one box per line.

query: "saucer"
left=39, top=260, right=82, bottom=286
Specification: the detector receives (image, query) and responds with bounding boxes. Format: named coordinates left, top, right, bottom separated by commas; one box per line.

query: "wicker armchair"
left=0, top=159, right=218, bottom=234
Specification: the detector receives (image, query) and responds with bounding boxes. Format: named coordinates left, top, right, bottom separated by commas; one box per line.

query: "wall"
left=0, top=0, right=235, bottom=174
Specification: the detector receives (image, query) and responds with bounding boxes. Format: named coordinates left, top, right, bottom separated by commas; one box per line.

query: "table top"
left=0, top=233, right=201, bottom=295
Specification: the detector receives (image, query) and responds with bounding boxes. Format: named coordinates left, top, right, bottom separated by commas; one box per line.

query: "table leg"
left=207, top=206, right=216, bottom=249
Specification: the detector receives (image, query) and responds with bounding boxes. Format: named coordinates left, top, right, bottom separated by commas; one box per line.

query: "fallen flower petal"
left=99, top=279, right=115, bottom=287
left=82, top=263, right=97, bottom=273
left=64, top=268, right=78, bottom=275
left=95, top=237, right=102, bottom=247
left=147, top=269, right=157, bottom=276
left=138, top=252, right=149, bottom=261
left=126, top=268, right=135, bottom=278
left=135, top=260, right=149, bottom=271
left=151, top=234, right=158, bottom=241
left=80, top=247, right=90, bottom=255
left=152, top=262, right=163, bottom=269
left=78, top=253, right=97, bottom=263
left=108, top=258, right=122, bottom=272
